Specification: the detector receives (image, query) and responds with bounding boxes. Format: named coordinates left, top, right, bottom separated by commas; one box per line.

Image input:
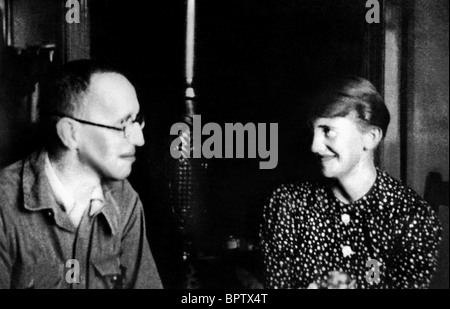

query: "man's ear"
left=364, top=126, right=383, bottom=151
left=55, top=119, right=80, bottom=150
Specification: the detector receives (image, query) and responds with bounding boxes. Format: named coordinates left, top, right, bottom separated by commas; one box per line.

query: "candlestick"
left=185, top=0, right=196, bottom=86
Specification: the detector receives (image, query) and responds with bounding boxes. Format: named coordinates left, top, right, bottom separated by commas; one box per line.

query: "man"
left=0, top=60, right=162, bottom=289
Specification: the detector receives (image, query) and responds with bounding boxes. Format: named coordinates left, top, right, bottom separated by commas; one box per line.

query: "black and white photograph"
left=0, top=0, right=448, bottom=292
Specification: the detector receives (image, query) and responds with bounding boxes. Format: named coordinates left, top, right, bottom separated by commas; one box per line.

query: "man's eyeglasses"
left=55, top=113, right=145, bottom=139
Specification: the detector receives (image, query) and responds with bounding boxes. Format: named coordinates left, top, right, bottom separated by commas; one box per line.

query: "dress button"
left=341, top=214, right=350, bottom=225
left=342, top=245, right=355, bottom=257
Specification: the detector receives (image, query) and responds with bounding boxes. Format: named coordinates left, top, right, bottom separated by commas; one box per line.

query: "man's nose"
left=128, top=124, right=145, bottom=147
left=311, top=131, right=325, bottom=154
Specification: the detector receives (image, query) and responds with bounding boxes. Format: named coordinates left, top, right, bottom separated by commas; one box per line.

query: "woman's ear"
left=363, top=126, right=383, bottom=151
left=55, top=118, right=80, bottom=150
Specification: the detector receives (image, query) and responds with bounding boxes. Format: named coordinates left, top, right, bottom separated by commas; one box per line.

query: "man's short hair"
left=39, top=59, right=122, bottom=151
left=41, top=59, right=121, bottom=116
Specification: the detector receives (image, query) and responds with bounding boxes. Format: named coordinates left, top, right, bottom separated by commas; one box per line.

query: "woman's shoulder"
left=269, top=180, right=327, bottom=203
left=378, top=169, right=421, bottom=198
left=263, top=181, right=326, bottom=221
left=376, top=168, right=432, bottom=212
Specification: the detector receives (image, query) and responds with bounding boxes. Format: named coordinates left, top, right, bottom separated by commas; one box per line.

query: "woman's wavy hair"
left=307, top=75, right=390, bottom=138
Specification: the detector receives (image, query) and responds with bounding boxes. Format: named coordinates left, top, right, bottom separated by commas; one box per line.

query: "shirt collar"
left=325, top=167, right=383, bottom=211
left=44, top=152, right=106, bottom=216
left=89, top=185, right=105, bottom=216
left=44, top=152, right=76, bottom=214
left=23, top=150, right=115, bottom=231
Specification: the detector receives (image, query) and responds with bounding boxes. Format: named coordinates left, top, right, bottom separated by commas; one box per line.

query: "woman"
left=260, top=76, right=442, bottom=289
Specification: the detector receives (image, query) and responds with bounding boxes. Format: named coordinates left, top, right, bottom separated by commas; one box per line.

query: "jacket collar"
left=22, top=150, right=119, bottom=235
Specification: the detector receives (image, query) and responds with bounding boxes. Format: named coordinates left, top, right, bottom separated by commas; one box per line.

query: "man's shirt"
left=44, top=152, right=105, bottom=228
left=0, top=150, right=162, bottom=289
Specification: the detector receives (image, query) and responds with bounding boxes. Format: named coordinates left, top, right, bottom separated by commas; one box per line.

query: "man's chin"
left=102, top=169, right=132, bottom=182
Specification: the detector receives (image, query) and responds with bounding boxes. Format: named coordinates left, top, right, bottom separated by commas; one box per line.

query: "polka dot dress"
left=260, top=168, right=442, bottom=289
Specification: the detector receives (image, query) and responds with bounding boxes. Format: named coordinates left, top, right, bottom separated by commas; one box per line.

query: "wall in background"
left=11, top=0, right=59, bottom=48
left=407, top=0, right=449, bottom=195
left=1, top=1, right=10, bottom=167
left=0, top=0, right=60, bottom=168
left=407, top=0, right=449, bottom=290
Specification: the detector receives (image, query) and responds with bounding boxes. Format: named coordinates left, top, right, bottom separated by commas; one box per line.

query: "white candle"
left=185, top=0, right=196, bottom=86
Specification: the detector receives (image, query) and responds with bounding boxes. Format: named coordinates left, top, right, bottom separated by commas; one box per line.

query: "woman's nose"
left=311, top=132, right=325, bottom=154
